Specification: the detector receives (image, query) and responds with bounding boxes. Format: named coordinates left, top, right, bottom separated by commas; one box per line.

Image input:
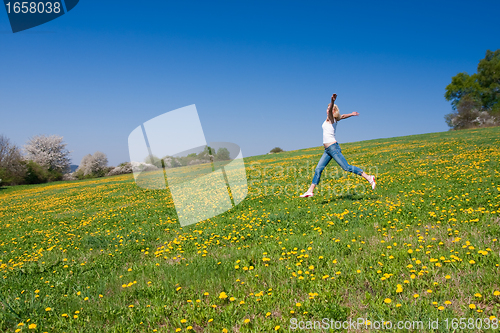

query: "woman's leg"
left=304, top=151, right=332, bottom=194
left=327, top=144, right=375, bottom=186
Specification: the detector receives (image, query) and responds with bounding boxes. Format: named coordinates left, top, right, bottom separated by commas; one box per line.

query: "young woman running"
left=300, top=93, right=376, bottom=197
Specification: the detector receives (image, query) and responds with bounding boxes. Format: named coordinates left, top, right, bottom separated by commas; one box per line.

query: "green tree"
left=477, top=50, right=500, bottom=113
left=216, top=147, right=230, bottom=161
left=445, top=49, right=500, bottom=114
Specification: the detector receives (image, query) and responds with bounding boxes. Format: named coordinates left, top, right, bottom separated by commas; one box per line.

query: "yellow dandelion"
left=384, top=298, right=391, bottom=304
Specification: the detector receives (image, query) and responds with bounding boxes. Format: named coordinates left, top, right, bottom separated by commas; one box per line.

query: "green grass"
left=1, top=127, right=499, bottom=332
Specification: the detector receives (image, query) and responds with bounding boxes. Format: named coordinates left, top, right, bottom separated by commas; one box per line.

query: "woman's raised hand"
left=351, top=112, right=360, bottom=116
left=331, top=94, right=337, bottom=102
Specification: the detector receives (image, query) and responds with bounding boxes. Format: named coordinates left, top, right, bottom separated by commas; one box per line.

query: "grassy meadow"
left=0, top=127, right=499, bottom=332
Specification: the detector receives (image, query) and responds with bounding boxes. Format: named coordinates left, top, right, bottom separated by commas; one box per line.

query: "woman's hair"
left=328, top=104, right=341, bottom=122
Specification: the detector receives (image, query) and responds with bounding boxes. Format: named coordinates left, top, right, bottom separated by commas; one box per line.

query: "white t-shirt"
left=322, top=119, right=337, bottom=144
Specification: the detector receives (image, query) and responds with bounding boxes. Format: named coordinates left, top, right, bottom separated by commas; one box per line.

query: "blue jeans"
left=312, top=143, right=363, bottom=185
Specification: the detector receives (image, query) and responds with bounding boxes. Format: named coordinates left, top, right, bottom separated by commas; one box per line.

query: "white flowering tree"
left=76, top=151, right=108, bottom=177
left=24, top=135, right=71, bottom=173
left=77, top=154, right=92, bottom=176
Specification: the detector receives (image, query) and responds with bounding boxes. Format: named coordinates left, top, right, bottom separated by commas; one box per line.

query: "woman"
left=300, top=93, right=376, bottom=197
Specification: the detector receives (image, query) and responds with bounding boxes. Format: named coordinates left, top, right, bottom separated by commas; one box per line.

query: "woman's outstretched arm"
left=340, top=111, right=359, bottom=120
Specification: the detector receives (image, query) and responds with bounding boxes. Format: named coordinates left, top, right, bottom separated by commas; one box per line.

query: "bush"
left=445, top=95, right=499, bottom=130
left=106, top=162, right=133, bottom=176
left=270, top=147, right=284, bottom=153
left=24, top=160, right=62, bottom=184
left=144, top=155, right=163, bottom=168
left=130, top=162, right=158, bottom=173
left=216, top=147, right=230, bottom=161
left=62, top=173, right=77, bottom=181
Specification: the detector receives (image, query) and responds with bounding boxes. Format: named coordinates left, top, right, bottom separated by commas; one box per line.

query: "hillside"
left=0, top=127, right=499, bottom=332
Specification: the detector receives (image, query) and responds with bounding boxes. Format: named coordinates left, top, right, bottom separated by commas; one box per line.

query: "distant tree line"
left=144, top=146, right=231, bottom=168
left=0, top=134, right=234, bottom=187
left=445, top=49, right=500, bottom=130
left=0, top=134, right=71, bottom=186
left=0, top=134, right=133, bottom=186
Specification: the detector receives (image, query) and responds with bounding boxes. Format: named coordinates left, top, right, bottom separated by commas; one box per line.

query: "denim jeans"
left=312, top=143, right=363, bottom=185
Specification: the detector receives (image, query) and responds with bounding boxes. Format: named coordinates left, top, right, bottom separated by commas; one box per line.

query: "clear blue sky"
left=1, top=0, right=498, bottom=166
